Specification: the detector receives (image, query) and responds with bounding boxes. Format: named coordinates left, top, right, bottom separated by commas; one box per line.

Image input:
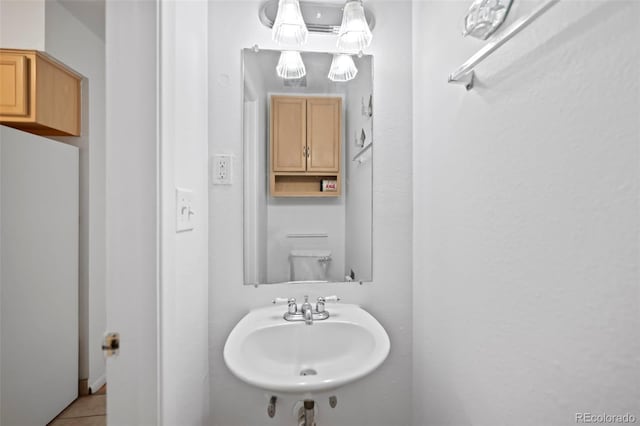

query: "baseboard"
left=78, top=378, right=89, bottom=397
left=89, top=374, right=106, bottom=394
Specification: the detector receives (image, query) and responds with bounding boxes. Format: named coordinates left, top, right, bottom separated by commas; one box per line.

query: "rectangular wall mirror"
left=242, top=48, right=373, bottom=285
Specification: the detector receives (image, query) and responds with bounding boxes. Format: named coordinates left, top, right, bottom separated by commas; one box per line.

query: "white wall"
left=412, top=1, right=640, bottom=425
left=45, top=0, right=107, bottom=392
left=159, top=1, right=210, bottom=424
left=0, top=0, right=45, bottom=50
left=209, top=1, right=413, bottom=425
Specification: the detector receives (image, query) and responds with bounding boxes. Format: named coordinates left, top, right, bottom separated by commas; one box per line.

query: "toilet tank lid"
left=289, top=249, right=332, bottom=258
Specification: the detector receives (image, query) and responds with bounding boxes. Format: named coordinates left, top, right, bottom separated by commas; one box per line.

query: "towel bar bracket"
left=448, top=71, right=475, bottom=91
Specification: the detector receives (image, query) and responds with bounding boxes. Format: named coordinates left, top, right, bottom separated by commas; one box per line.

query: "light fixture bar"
left=260, top=0, right=375, bottom=35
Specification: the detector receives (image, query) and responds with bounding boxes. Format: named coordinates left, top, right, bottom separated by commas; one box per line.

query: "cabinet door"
left=0, top=52, right=29, bottom=117
left=271, top=96, right=307, bottom=172
left=306, top=97, right=341, bottom=173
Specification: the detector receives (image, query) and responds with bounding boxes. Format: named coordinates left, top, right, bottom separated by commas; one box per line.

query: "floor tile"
left=50, top=415, right=106, bottom=426
left=58, top=395, right=106, bottom=418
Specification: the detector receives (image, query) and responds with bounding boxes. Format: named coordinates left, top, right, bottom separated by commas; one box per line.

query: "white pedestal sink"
left=223, top=302, right=390, bottom=393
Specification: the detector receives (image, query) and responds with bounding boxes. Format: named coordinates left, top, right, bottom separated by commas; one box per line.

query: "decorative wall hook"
left=356, top=128, right=366, bottom=147
left=361, top=94, right=373, bottom=117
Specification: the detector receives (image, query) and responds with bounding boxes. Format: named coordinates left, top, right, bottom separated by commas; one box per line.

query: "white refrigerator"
left=0, top=125, right=79, bottom=425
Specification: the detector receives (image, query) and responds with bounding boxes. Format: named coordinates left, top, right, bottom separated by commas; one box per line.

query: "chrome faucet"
left=301, top=296, right=314, bottom=325
left=272, top=295, right=340, bottom=325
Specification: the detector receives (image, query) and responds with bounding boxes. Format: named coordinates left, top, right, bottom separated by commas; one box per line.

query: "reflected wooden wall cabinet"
left=270, top=95, right=341, bottom=197
left=0, top=49, right=81, bottom=137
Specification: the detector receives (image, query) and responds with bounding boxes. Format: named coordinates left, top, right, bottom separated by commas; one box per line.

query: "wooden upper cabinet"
left=306, top=97, right=341, bottom=173
left=270, top=95, right=342, bottom=197
left=271, top=96, right=307, bottom=172
left=0, top=49, right=81, bottom=137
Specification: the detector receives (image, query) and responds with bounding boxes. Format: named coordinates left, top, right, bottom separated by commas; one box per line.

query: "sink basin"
left=223, top=302, right=390, bottom=393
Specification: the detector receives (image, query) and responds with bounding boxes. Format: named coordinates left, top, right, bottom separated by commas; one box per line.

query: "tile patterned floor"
left=48, top=385, right=106, bottom=426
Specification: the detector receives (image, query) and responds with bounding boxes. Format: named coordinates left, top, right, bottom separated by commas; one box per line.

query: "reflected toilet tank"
left=289, top=250, right=332, bottom=282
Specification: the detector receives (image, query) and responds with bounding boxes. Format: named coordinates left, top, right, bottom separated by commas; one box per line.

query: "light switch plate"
left=176, top=188, right=195, bottom=232
left=212, top=154, right=233, bottom=185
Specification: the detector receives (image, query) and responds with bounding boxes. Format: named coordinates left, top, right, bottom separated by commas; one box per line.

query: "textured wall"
left=159, top=1, right=211, bottom=424
left=209, top=1, right=413, bottom=425
left=412, top=1, right=640, bottom=425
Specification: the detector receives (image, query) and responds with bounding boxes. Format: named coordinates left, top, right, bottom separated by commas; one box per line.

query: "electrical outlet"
left=212, top=154, right=233, bottom=185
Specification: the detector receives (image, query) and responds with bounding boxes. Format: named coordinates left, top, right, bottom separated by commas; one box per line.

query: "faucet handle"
left=316, top=295, right=340, bottom=313
left=273, top=297, right=297, bottom=314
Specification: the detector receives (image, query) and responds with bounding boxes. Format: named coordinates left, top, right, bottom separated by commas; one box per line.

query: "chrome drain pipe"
left=297, top=400, right=316, bottom=426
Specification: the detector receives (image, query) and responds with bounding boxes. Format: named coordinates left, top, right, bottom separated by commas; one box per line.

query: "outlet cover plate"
left=212, top=154, right=233, bottom=185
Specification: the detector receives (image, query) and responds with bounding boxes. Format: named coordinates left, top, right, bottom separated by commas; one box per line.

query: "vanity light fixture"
left=272, top=0, right=308, bottom=46
left=276, top=51, right=307, bottom=79
left=259, top=0, right=375, bottom=35
left=337, top=0, right=372, bottom=52
left=328, top=53, right=358, bottom=82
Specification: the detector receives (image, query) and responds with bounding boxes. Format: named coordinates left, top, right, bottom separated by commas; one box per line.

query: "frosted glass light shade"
left=272, top=0, right=308, bottom=46
left=337, top=0, right=372, bottom=52
left=328, top=54, right=358, bottom=82
left=276, top=51, right=306, bottom=79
